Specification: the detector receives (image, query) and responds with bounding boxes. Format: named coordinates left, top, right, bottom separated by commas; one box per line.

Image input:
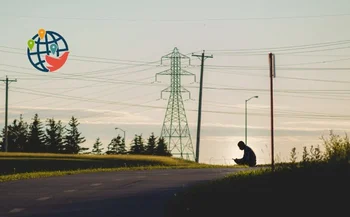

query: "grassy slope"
left=0, top=152, right=234, bottom=182
left=164, top=162, right=350, bottom=217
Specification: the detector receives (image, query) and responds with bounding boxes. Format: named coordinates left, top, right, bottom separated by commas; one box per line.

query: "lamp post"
left=115, top=127, right=126, bottom=143
left=245, top=96, right=258, bottom=145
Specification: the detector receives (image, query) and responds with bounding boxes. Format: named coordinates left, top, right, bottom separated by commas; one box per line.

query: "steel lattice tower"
left=155, top=47, right=196, bottom=160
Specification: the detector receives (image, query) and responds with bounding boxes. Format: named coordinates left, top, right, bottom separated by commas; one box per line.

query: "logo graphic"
left=27, top=28, right=69, bottom=72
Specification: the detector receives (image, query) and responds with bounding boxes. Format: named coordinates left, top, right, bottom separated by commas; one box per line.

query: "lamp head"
left=254, top=96, right=259, bottom=98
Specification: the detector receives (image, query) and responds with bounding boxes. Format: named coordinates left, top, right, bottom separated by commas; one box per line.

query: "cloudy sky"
left=1, top=0, right=350, bottom=164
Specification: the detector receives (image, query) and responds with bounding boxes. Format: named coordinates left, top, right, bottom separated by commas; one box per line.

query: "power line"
left=8, top=87, right=350, bottom=120
left=3, top=13, right=350, bottom=22
left=205, top=65, right=350, bottom=71
left=208, top=39, right=350, bottom=52
left=0, top=46, right=161, bottom=65
left=3, top=69, right=350, bottom=97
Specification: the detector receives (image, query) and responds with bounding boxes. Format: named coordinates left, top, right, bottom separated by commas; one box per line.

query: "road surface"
left=0, top=168, right=251, bottom=217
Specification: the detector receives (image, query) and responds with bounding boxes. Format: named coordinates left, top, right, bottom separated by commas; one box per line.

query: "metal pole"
left=269, top=53, right=275, bottom=171
left=245, top=100, right=247, bottom=145
left=244, top=96, right=258, bottom=146
left=123, top=131, right=126, bottom=144
left=4, top=77, right=8, bottom=152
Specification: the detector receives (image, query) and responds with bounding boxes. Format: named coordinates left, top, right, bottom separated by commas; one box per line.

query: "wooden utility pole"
left=269, top=53, right=275, bottom=171
left=192, top=50, right=213, bottom=163
left=1, top=76, right=17, bottom=152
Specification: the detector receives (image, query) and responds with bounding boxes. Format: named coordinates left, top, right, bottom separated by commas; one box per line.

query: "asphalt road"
left=0, top=168, right=251, bottom=217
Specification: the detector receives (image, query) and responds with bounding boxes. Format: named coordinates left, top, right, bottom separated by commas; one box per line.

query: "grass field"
left=164, top=162, right=350, bottom=217
left=164, top=131, right=350, bottom=217
left=0, top=152, right=234, bottom=182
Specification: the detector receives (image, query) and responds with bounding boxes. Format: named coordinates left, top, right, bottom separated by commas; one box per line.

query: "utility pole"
left=1, top=76, right=17, bottom=152
left=192, top=50, right=213, bottom=163
left=269, top=53, right=275, bottom=171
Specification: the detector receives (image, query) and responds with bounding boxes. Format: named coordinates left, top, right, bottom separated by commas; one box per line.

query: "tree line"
left=0, top=114, right=171, bottom=156
left=92, top=133, right=171, bottom=156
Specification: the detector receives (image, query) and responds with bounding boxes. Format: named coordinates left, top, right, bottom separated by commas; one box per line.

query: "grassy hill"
left=165, top=131, right=350, bottom=217
left=0, top=152, right=232, bottom=182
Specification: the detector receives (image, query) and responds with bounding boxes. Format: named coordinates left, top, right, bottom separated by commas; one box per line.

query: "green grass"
left=165, top=132, right=350, bottom=217
left=164, top=162, right=350, bottom=217
left=0, top=152, right=236, bottom=182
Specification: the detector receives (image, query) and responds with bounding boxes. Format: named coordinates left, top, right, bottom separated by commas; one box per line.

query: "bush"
left=322, top=131, right=350, bottom=163
left=290, top=131, right=350, bottom=165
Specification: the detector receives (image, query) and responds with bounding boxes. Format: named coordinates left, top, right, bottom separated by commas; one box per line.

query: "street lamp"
left=115, top=127, right=126, bottom=143
left=245, top=96, right=258, bottom=145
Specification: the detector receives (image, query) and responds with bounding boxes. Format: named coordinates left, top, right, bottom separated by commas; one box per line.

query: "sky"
left=1, top=0, right=350, bottom=165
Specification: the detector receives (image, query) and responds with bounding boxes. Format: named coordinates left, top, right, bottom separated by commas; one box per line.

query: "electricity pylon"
left=155, top=47, right=196, bottom=160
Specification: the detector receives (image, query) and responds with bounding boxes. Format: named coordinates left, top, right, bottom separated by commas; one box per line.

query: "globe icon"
left=27, top=30, right=69, bottom=72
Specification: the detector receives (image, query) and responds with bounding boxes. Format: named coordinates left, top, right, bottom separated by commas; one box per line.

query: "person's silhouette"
left=233, top=141, right=256, bottom=167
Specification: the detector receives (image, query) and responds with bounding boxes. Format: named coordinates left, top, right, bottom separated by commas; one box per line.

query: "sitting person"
left=233, top=141, right=256, bottom=167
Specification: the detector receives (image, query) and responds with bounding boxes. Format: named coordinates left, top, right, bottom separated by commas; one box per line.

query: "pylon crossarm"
left=179, top=87, right=192, bottom=100
left=180, top=69, right=196, bottom=83
left=160, top=87, right=172, bottom=99
left=156, top=69, right=172, bottom=76
left=155, top=69, right=172, bottom=82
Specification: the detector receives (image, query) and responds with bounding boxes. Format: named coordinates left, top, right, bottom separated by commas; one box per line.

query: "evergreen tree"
left=0, top=129, right=3, bottom=151
left=64, top=116, right=86, bottom=154
left=0, top=126, right=5, bottom=151
left=92, top=137, right=104, bottom=155
left=45, top=118, right=65, bottom=153
left=7, top=115, right=29, bottom=152
left=129, top=134, right=145, bottom=154
left=117, top=137, right=127, bottom=154
left=155, top=137, right=172, bottom=156
left=0, top=120, right=16, bottom=152
left=26, top=114, right=45, bottom=152
left=145, top=132, right=157, bottom=155
left=106, top=135, right=121, bottom=154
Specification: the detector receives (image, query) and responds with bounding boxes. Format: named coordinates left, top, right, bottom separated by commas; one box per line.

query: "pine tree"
left=64, top=116, right=86, bottom=154
left=106, top=135, right=121, bottom=155
left=138, top=134, right=145, bottom=154
left=117, top=137, right=127, bottom=154
left=92, top=137, right=104, bottom=155
left=155, top=137, right=172, bottom=156
left=8, top=115, right=28, bottom=152
left=0, top=128, right=3, bottom=151
left=129, top=134, right=145, bottom=154
left=1, top=119, right=17, bottom=152
left=26, top=114, right=45, bottom=152
left=0, top=115, right=27, bottom=152
left=0, top=116, right=28, bottom=152
left=0, top=126, right=5, bottom=151
left=145, top=132, right=157, bottom=155
left=45, top=118, right=65, bottom=153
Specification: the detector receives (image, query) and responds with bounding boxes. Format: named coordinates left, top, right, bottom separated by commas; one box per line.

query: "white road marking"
left=137, top=176, right=146, bottom=179
left=37, top=196, right=51, bottom=201
left=9, top=208, right=24, bottom=213
left=114, top=178, right=123, bottom=181
left=90, top=183, right=102, bottom=187
left=161, top=173, right=169, bottom=176
left=64, top=189, right=76, bottom=193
